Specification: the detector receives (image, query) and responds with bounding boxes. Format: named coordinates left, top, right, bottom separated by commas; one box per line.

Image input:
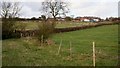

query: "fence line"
left=15, top=22, right=119, bottom=37
left=56, top=40, right=97, bottom=66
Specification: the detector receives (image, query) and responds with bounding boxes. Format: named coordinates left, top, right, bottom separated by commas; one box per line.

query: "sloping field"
left=2, top=24, right=118, bottom=66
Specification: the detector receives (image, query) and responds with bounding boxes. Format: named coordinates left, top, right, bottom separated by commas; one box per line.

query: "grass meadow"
left=15, top=21, right=98, bottom=30
left=2, top=24, right=118, bottom=66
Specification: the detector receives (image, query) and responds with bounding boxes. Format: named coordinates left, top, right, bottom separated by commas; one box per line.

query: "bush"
left=36, top=20, right=55, bottom=44
left=2, top=18, right=20, bottom=39
left=65, top=16, right=72, bottom=21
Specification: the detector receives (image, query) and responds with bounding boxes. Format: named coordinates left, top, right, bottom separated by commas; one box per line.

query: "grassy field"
left=2, top=24, right=118, bottom=66
left=16, top=21, right=96, bottom=30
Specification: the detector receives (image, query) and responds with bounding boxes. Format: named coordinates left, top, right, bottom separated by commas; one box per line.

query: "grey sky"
left=1, top=0, right=119, bottom=19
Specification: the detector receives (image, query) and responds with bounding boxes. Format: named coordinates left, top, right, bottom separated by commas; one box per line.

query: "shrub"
left=36, top=20, right=55, bottom=44
left=2, top=18, right=20, bottom=39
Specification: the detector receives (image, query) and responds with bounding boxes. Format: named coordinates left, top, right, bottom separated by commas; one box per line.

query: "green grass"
left=16, top=21, right=95, bottom=30
left=55, top=21, right=92, bottom=28
left=16, top=21, right=39, bottom=30
left=2, top=24, right=118, bottom=66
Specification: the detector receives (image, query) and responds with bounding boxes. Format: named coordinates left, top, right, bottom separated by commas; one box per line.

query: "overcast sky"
left=1, top=0, right=120, bottom=19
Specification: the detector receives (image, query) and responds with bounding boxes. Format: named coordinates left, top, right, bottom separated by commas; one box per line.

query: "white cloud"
left=1, top=0, right=119, bottom=2
left=94, top=2, right=118, bottom=18
left=68, top=0, right=118, bottom=19
left=20, top=4, right=41, bottom=18
left=0, top=0, right=44, bottom=2
left=1, top=0, right=118, bottom=18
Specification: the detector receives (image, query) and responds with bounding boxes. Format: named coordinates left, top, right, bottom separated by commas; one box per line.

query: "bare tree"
left=41, top=0, right=69, bottom=20
left=36, top=0, right=69, bottom=44
left=1, top=2, right=22, bottom=39
left=1, top=2, right=21, bottom=18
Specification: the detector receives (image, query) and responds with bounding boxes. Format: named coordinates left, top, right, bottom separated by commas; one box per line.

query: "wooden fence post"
left=20, top=32, right=22, bottom=37
left=69, top=41, right=72, bottom=56
left=41, top=35, right=43, bottom=46
left=57, top=39, right=62, bottom=55
left=93, top=42, right=96, bottom=67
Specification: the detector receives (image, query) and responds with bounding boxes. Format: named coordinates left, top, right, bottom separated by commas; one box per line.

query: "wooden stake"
left=21, top=33, right=22, bottom=37
left=69, top=41, right=72, bottom=56
left=57, top=39, right=62, bottom=55
left=41, top=35, right=43, bottom=46
left=93, top=42, right=96, bottom=67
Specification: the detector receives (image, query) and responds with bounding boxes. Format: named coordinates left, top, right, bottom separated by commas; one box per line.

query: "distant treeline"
left=105, top=17, right=120, bottom=22
left=0, top=17, right=120, bottom=22
left=14, top=17, right=42, bottom=21
left=0, top=17, right=41, bottom=21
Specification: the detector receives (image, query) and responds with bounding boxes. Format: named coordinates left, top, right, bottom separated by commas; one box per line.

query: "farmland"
left=15, top=21, right=99, bottom=30
left=2, top=24, right=118, bottom=66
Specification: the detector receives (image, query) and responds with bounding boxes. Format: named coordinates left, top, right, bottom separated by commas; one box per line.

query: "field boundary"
left=15, top=21, right=119, bottom=37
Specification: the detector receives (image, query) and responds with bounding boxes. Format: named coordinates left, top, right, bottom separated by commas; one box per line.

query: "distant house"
left=93, top=19, right=99, bottom=22
left=74, top=16, right=101, bottom=22
left=47, top=17, right=65, bottom=21
left=82, top=19, right=90, bottom=22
